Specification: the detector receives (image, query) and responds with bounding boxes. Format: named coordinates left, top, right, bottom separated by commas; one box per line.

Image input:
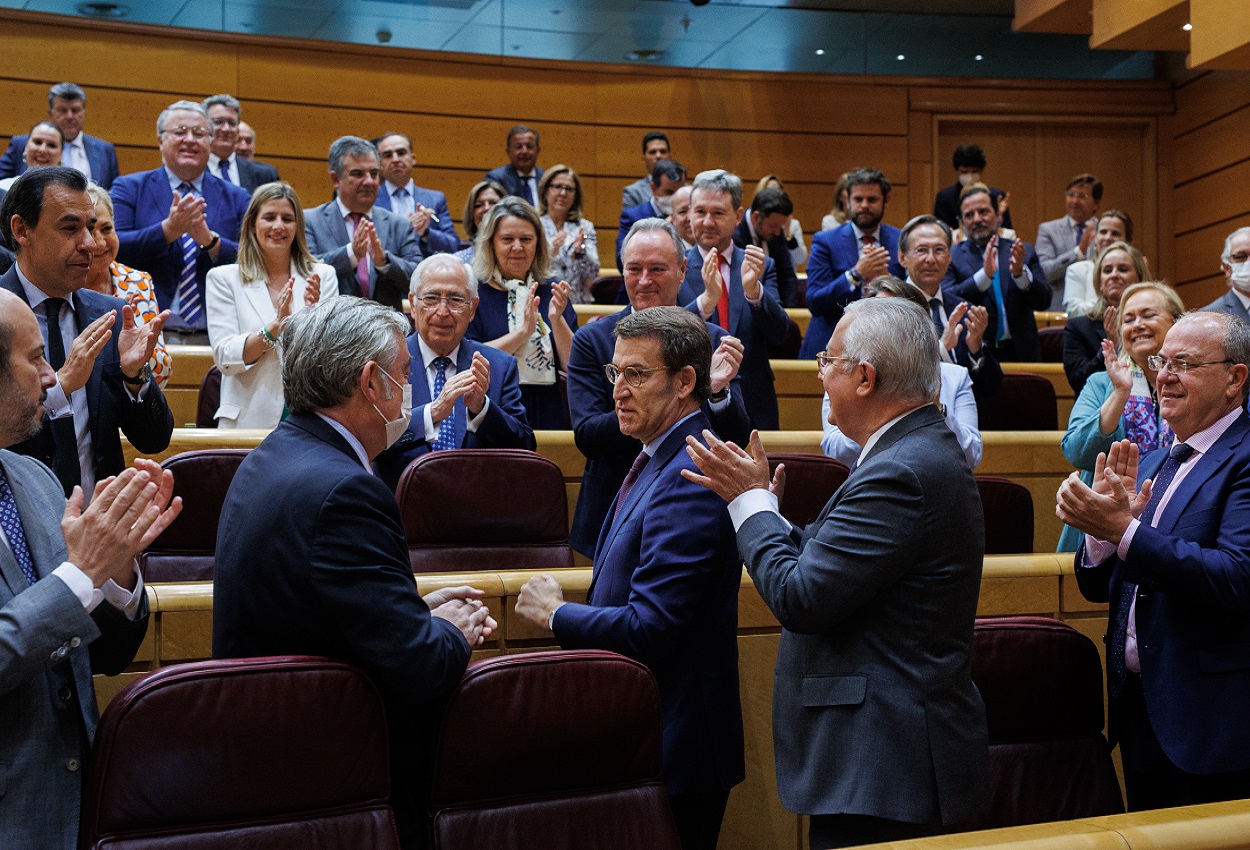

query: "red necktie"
left=348, top=212, right=371, bottom=299
left=715, top=255, right=731, bottom=330
left=861, top=233, right=876, bottom=251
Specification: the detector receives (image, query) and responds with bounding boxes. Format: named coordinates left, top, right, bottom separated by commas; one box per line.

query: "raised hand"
left=59, top=312, right=114, bottom=394
left=982, top=235, right=999, bottom=278
left=1008, top=238, right=1026, bottom=278
left=741, top=244, right=767, bottom=300
left=117, top=304, right=169, bottom=381
left=700, top=247, right=724, bottom=318
left=464, top=351, right=490, bottom=416
left=941, top=302, right=968, bottom=353
left=1102, top=337, right=1131, bottom=394
left=963, top=304, right=989, bottom=354
left=682, top=429, right=772, bottom=503
left=548, top=279, right=571, bottom=327
left=304, top=273, right=321, bottom=308
left=709, top=335, right=744, bottom=394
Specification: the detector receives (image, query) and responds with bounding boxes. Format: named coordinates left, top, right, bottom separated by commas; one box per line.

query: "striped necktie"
left=175, top=183, right=203, bottom=326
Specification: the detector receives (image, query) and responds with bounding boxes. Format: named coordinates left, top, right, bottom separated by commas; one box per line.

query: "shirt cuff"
left=728, top=488, right=786, bottom=532
left=707, top=388, right=730, bottom=413
left=466, top=397, right=490, bottom=433
left=51, top=562, right=144, bottom=617
left=973, top=268, right=991, bottom=291
left=1012, top=268, right=1032, bottom=289
left=1116, top=518, right=1141, bottom=561
left=47, top=380, right=72, bottom=418
left=1081, top=535, right=1118, bottom=566
left=422, top=405, right=438, bottom=442
left=547, top=600, right=566, bottom=631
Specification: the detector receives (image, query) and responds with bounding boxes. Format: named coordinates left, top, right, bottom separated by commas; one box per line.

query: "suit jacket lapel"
left=72, top=291, right=108, bottom=434
left=322, top=204, right=349, bottom=246
left=727, top=246, right=744, bottom=335
left=1156, top=419, right=1249, bottom=533
left=241, top=276, right=275, bottom=327
left=1, top=456, right=60, bottom=586
left=408, top=338, right=434, bottom=408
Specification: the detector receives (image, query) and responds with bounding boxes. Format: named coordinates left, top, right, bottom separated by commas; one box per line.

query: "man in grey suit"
left=0, top=288, right=180, bottom=850
left=304, top=136, right=422, bottom=312
left=686, top=296, right=990, bottom=849
left=1035, top=173, right=1102, bottom=309
left=202, top=94, right=280, bottom=193
left=1202, top=226, right=1250, bottom=321
left=622, top=131, right=671, bottom=208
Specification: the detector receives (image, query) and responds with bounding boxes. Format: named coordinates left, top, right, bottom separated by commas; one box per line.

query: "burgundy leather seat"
left=196, top=365, right=222, bottom=429
left=767, top=452, right=849, bottom=528
left=429, top=650, right=682, bottom=850
left=965, top=616, right=1124, bottom=829
left=1038, top=326, right=1066, bottom=363
left=978, top=373, right=1059, bottom=431
left=976, top=475, right=1035, bottom=554
left=396, top=449, right=574, bottom=573
left=80, top=656, right=401, bottom=850
left=138, top=449, right=248, bottom=582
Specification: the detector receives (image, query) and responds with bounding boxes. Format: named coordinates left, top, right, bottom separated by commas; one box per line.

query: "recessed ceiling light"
left=627, top=49, right=665, bottom=62
left=1182, top=22, right=1193, bottom=31
left=974, top=54, right=983, bottom=61
left=815, top=49, right=825, bottom=56
left=76, top=1, right=128, bottom=17
left=896, top=54, right=905, bottom=61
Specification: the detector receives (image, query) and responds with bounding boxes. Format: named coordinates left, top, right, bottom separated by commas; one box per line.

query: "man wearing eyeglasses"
left=202, top=94, right=280, bottom=193
left=1201, top=226, right=1250, bottom=323
left=375, top=254, right=534, bottom=488
left=517, top=305, right=745, bottom=850
left=1059, top=310, right=1250, bottom=812
left=110, top=100, right=251, bottom=344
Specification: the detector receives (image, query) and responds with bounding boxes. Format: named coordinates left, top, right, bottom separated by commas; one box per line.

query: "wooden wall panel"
left=1170, top=102, right=1250, bottom=185
left=1172, top=70, right=1250, bottom=136
left=1171, top=213, right=1250, bottom=288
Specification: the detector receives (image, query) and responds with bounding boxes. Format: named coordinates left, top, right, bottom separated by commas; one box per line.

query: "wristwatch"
left=202, top=231, right=220, bottom=250
left=848, top=267, right=863, bottom=283
left=122, top=364, right=153, bottom=387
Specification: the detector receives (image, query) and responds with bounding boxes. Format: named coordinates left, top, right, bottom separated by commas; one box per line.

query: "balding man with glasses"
left=375, top=253, right=534, bottom=488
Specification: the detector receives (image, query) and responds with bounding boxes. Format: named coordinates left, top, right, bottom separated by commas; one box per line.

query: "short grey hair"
left=898, top=215, right=952, bottom=254
left=840, top=297, right=940, bottom=404
left=156, top=101, right=209, bottom=136
left=1222, top=226, right=1250, bottom=264
left=621, top=217, right=685, bottom=264
left=691, top=169, right=743, bottom=210
left=48, top=83, right=85, bottom=106
left=1172, top=311, right=1250, bottom=402
left=410, top=253, right=478, bottom=298
left=281, top=297, right=409, bottom=414
left=328, top=136, right=379, bottom=175
left=615, top=306, right=712, bottom=401
left=202, top=93, right=241, bottom=115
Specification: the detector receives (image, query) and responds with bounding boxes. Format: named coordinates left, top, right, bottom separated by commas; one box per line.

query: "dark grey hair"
left=840, top=297, right=940, bottom=404
left=614, top=306, right=712, bottom=401
left=621, top=217, right=685, bottom=263
left=691, top=169, right=743, bottom=210
left=202, top=94, right=241, bottom=115
left=48, top=83, right=86, bottom=106
left=328, top=136, right=379, bottom=175
left=281, top=297, right=409, bottom=414
left=898, top=214, right=953, bottom=254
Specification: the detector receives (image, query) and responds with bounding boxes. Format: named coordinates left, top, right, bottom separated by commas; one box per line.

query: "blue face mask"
left=372, top=368, right=412, bottom=448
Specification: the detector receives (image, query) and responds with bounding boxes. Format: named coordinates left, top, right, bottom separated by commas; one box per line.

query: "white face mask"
left=1229, top=260, right=1250, bottom=294
left=958, top=171, right=982, bottom=187
left=372, top=369, right=412, bottom=448
left=653, top=194, right=674, bottom=215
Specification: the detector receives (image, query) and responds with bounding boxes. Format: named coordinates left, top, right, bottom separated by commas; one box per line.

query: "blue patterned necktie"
left=218, top=159, right=232, bottom=184
left=432, top=357, right=457, bottom=451
left=43, top=298, right=82, bottom=494
left=1106, top=441, right=1194, bottom=698
left=176, top=183, right=203, bottom=326
left=0, top=466, right=39, bottom=586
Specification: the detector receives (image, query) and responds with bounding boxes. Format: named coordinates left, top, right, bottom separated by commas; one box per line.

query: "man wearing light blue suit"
left=0, top=83, right=120, bottom=189
left=518, top=306, right=744, bottom=850
left=375, top=255, right=535, bottom=489
left=800, top=167, right=904, bottom=359
left=110, top=100, right=250, bottom=341
left=678, top=169, right=789, bottom=430
left=374, top=133, right=461, bottom=256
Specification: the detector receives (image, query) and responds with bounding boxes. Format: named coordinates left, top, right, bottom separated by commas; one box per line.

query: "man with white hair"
left=1201, top=226, right=1250, bottom=322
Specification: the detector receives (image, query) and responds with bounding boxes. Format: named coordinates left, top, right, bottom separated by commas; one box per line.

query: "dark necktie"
left=613, top=450, right=650, bottom=521
left=43, top=298, right=82, bottom=495
left=928, top=297, right=944, bottom=336
left=218, top=159, right=232, bottom=184
left=175, top=183, right=203, bottom=326
left=0, top=465, right=39, bottom=586
left=432, top=357, right=457, bottom=451
left=1106, top=442, right=1194, bottom=698
left=520, top=177, right=534, bottom=206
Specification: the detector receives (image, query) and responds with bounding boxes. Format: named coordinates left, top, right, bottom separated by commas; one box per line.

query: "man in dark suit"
left=615, top=158, right=686, bottom=269
left=213, top=297, right=495, bottom=850
left=942, top=185, right=1050, bottom=362
left=304, top=136, right=423, bottom=312
left=801, top=167, right=905, bottom=359
left=0, top=83, right=120, bottom=189
left=622, top=131, right=671, bottom=208
left=1201, top=226, right=1250, bottom=322
left=567, top=218, right=749, bottom=558
left=375, top=254, right=535, bottom=488
left=374, top=132, right=460, bottom=256
left=687, top=296, right=990, bottom=848
left=932, top=143, right=1011, bottom=233
left=202, top=94, right=281, bottom=193
left=733, top=185, right=800, bottom=308
left=484, top=125, right=544, bottom=205
left=1059, top=310, right=1250, bottom=811
left=678, top=169, right=789, bottom=430
left=518, top=306, right=745, bottom=850
left=110, top=100, right=251, bottom=344
left=0, top=288, right=179, bottom=850
left=897, top=214, right=1002, bottom=401
left=1, top=167, right=174, bottom=497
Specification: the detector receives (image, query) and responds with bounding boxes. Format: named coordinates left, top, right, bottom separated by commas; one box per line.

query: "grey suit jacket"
left=236, top=157, right=280, bottom=194
left=303, top=202, right=422, bottom=311
left=1201, top=290, right=1250, bottom=323
left=621, top=176, right=651, bottom=208
left=1035, top=216, right=1085, bottom=284
left=0, top=450, right=148, bottom=850
left=736, top=405, right=990, bottom=825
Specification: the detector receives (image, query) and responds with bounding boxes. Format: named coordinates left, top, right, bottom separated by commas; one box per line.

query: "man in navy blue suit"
left=484, top=125, right=543, bottom=205
left=375, top=254, right=535, bottom=488
left=733, top=185, right=800, bottom=308
left=202, top=94, right=281, bottom=193
left=1059, top=310, right=1250, bottom=811
left=374, top=133, right=460, bottom=256
left=517, top=306, right=744, bottom=850
left=616, top=158, right=686, bottom=270
left=800, top=167, right=904, bottom=359
left=567, top=218, right=749, bottom=558
left=0, top=167, right=173, bottom=497
left=678, top=169, right=789, bottom=430
left=0, top=83, right=120, bottom=189
left=110, top=100, right=251, bottom=344
left=214, top=297, right=495, bottom=850
left=942, top=185, right=1049, bottom=362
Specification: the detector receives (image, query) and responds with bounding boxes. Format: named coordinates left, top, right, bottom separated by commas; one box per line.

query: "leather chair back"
left=767, top=453, right=849, bottom=528
left=966, top=616, right=1124, bottom=829
left=590, top=274, right=624, bottom=304
left=196, top=365, right=222, bottom=429
left=976, top=475, right=1035, bottom=554
left=80, top=656, right=401, bottom=850
left=1038, top=326, right=1066, bottom=363
left=396, top=449, right=574, bottom=573
left=429, top=650, right=681, bottom=850
left=138, top=449, right=249, bottom=582
left=978, top=373, right=1059, bottom=431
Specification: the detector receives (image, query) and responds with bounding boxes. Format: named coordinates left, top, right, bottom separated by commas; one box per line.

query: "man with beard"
left=942, top=185, right=1049, bottom=362
left=1201, top=226, right=1250, bottom=322
left=800, top=168, right=904, bottom=359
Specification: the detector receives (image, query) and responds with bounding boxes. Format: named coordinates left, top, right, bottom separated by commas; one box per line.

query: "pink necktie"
left=348, top=212, right=371, bottom=299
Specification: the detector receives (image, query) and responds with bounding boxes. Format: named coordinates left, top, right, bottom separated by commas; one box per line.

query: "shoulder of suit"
left=0, top=449, right=61, bottom=497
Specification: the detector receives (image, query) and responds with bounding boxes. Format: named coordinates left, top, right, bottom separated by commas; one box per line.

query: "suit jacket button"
left=69, top=637, right=82, bottom=648
left=55, top=646, right=69, bottom=658
left=58, top=687, right=72, bottom=702
left=66, top=758, right=80, bottom=772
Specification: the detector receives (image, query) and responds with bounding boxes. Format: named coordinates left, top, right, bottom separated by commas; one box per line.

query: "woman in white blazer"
left=207, top=181, right=337, bottom=428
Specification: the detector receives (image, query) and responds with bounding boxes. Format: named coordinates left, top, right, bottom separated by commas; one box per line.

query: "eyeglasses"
left=815, top=351, right=859, bottom=371
left=210, top=117, right=240, bottom=128
left=603, top=364, right=668, bottom=388
left=1146, top=355, right=1234, bottom=375
left=547, top=184, right=577, bottom=195
left=414, top=294, right=473, bottom=313
left=162, top=126, right=210, bottom=140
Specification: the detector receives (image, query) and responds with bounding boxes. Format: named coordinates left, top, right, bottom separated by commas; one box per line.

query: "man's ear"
left=855, top=362, right=877, bottom=398
left=674, top=364, right=697, bottom=400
